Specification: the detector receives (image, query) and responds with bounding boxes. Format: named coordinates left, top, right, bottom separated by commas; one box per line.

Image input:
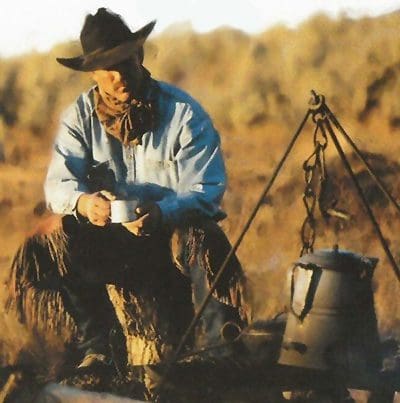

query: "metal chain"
left=153, top=110, right=312, bottom=394
left=300, top=117, right=329, bottom=256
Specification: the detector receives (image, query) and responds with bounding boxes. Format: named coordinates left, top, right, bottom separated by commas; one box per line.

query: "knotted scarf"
left=94, top=69, right=158, bottom=146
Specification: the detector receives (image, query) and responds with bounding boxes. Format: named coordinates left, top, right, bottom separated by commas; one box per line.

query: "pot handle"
left=290, top=264, right=321, bottom=321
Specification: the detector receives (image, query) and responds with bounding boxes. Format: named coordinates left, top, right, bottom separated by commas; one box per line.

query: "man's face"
left=91, top=52, right=143, bottom=103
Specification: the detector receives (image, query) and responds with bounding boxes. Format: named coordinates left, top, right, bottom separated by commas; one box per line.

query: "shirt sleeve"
left=157, top=105, right=227, bottom=225
left=44, top=100, right=91, bottom=215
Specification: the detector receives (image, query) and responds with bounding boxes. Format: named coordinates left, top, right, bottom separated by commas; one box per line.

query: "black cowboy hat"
left=56, top=8, right=156, bottom=72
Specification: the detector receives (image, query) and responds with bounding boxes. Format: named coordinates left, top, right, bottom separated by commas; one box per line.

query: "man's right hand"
left=77, top=190, right=116, bottom=226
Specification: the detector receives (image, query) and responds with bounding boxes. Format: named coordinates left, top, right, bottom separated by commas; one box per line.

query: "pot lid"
left=296, top=247, right=378, bottom=272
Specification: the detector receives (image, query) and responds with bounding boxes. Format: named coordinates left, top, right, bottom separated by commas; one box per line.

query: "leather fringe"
left=187, top=224, right=251, bottom=324
left=5, top=223, right=76, bottom=340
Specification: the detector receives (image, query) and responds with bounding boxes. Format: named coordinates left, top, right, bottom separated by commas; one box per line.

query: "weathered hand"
left=77, top=190, right=116, bottom=226
left=122, top=201, right=162, bottom=236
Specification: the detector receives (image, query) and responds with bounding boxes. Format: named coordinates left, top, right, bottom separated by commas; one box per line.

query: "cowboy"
left=9, top=8, right=248, bottom=379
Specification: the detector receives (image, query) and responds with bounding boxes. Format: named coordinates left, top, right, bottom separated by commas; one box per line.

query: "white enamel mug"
left=110, top=199, right=139, bottom=223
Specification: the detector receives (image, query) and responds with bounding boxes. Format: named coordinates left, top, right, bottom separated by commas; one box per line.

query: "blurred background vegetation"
left=0, top=11, right=399, bottom=360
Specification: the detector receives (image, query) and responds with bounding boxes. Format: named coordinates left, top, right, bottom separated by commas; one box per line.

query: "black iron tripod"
left=155, top=91, right=400, bottom=394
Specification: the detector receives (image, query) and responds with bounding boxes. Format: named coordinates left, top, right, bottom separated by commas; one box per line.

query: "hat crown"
left=80, top=8, right=132, bottom=54
left=56, top=8, right=155, bottom=71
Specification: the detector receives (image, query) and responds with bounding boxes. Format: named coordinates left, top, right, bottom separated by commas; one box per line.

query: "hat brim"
left=56, top=20, right=156, bottom=72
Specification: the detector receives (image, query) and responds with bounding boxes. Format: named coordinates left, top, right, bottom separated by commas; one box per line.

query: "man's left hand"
left=122, top=201, right=162, bottom=237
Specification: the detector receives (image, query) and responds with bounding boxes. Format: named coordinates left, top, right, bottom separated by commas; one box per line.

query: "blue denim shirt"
left=44, top=80, right=227, bottom=225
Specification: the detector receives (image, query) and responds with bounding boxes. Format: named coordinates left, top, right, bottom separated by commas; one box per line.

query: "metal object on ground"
left=221, top=321, right=242, bottom=342
left=278, top=247, right=381, bottom=377
left=240, top=315, right=286, bottom=354
left=239, top=316, right=286, bottom=367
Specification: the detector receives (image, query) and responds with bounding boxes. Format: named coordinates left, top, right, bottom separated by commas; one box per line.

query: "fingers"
left=135, top=213, right=150, bottom=224
left=122, top=214, right=150, bottom=236
left=78, top=191, right=117, bottom=226
left=93, top=199, right=110, bottom=214
left=93, top=194, right=112, bottom=210
left=122, top=222, right=138, bottom=235
left=132, top=214, right=150, bottom=235
left=99, top=190, right=116, bottom=201
left=135, top=201, right=160, bottom=218
left=88, top=210, right=110, bottom=226
left=84, top=195, right=160, bottom=234
left=135, top=200, right=159, bottom=215
left=89, top=203, right=110, bottom=224
left=86, top=192, right=113, bottom=226
left=135, top=204, right=149, bottom=216
left=136, top=214, right=151, bottom=236
left=122, top=222, right=143, bottom=236
left=138, top=202, right=162, bottom=230
left=89, top=217, right=108, bottom=226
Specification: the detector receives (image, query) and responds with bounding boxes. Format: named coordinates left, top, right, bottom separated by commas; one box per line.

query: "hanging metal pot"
left=278, top=247, right=381, bottom=377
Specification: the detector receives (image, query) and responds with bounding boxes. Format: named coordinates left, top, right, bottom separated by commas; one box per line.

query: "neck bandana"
left=94, top=68, right=158, bottom=146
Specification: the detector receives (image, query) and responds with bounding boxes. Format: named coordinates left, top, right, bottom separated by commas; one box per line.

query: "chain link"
left=300, top=120, right=329, bottom=256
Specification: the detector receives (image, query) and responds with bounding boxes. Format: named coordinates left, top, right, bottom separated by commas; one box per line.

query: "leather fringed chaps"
left=6, top=217, right=77, bottom=341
